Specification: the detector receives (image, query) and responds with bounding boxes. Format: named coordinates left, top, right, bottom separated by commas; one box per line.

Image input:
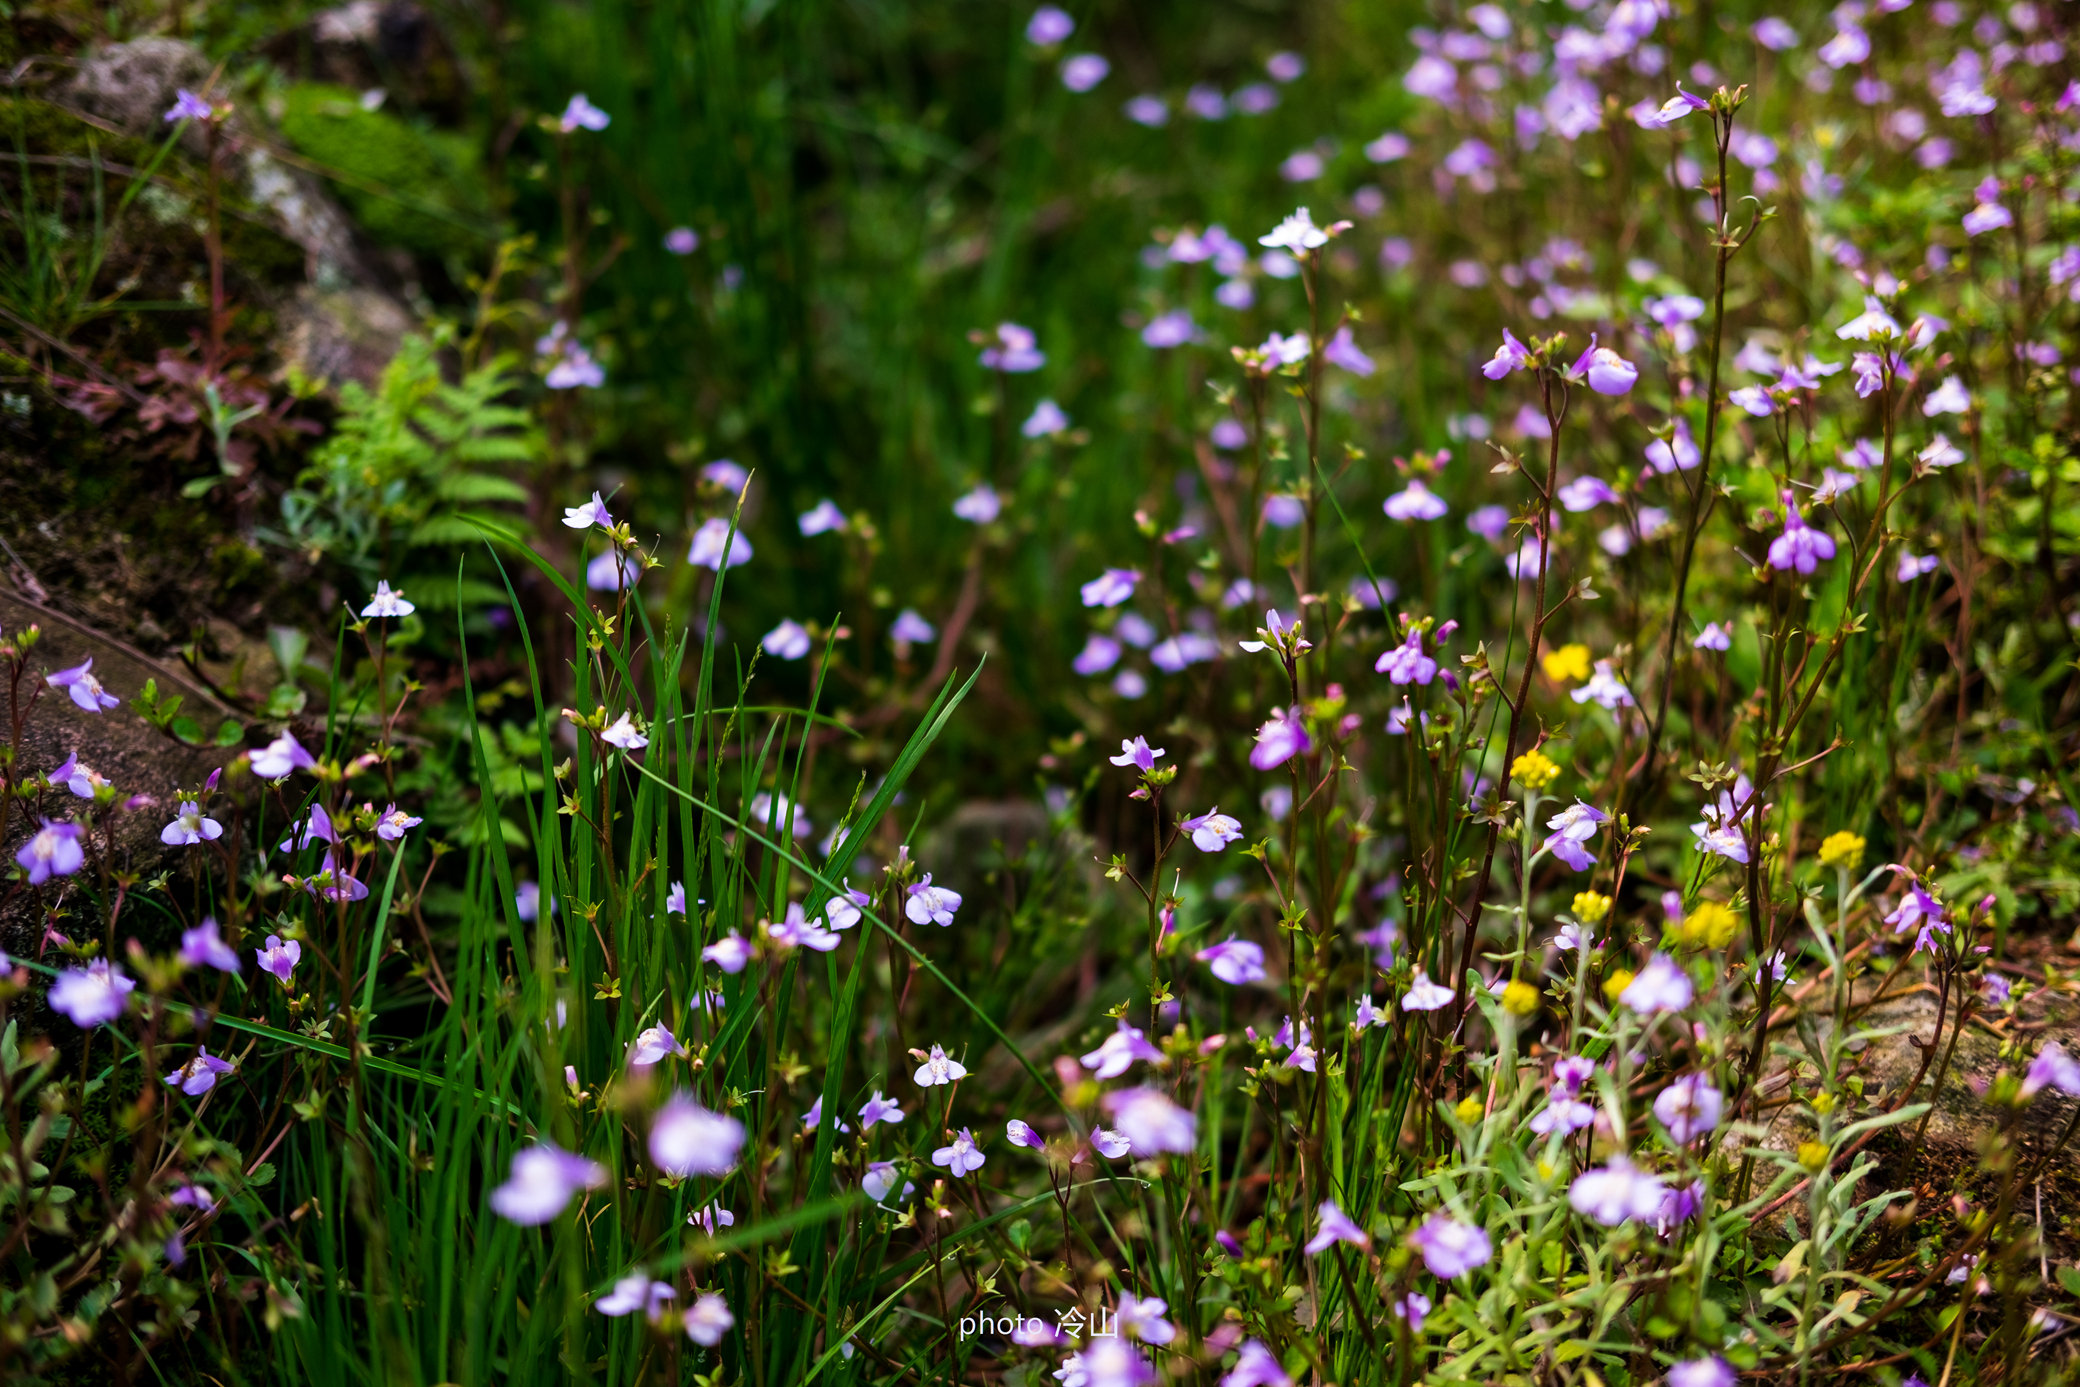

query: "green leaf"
left=169, top=716, right=203, bottom=745
left=213, top=719, right=245, bottom=747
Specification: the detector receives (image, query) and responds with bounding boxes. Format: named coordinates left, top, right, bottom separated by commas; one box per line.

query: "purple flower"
left=1196, top=937, right=1266, bottom=984
left=905, top=874, right=963, bottom=926
left=1109, top=736, right=1165, bottom=772
left=165, top=1046, right=237, bottom=1097
left=2023, top=1042, right=2080, bottom=1099
left=491, top=1143, right=608, bottom=1224
left=1669, top=1358, right=1737, bottom=1387
left=1023, top=398, right=1071, bottom=437
left=1384, top=479, right=1449, bottom=521
left=1323, top=326, right=1375, bottom=376
left=584, top=552, right=640, bottom=597
left=1221, top=1340, right=1292, bottom=1387
left=1570, top=336, right=1639, bottom=395
left=685, top=1292, right=734, bottom=1345
left=1260, top=207, right=1340, bottom=253
left=1394, top=1291, right=1431, bottom=1333
left=1082, top=1021, right=1163, bottom=1079
left=1060, top=53, right=1110, bottom=91
left=1557, top=476, right=1617, bottom=511
left=889, top=609, right=936, bottom=646
left=558, top=94, right=610, bottom=132
left=798, top=499, right=848, bottom=536
left=914, top=1043, right=969, bottom=1086
left=1571, top=660, right=1635, bottom=710
left=305, top=849, right=369, bottom=903
left=16, top=820, right=84, bottom=883
left=1982, top=973, right=2012, bottom=1006
left=1141, top=310, right=1197, bottom=348
left=1694, top=623, right=1732, bottom=651
left=563, top=491, right=613, bottom=530
left=763, top=620, right=812, bottom=660
left=1401, top=970, right=1453, bottom=1011
left=1105, top=1087, right=1196, bottom=1153
left=932, top=1127, right=987, bottom=1177
left=1482, top=328, right=1533, bottom=380
left=952, top=484, right=1002, bottom=523
left=1124, top=95, right=1168, bottom=127
left=650, top=1094, right=745, bottom=1176
left=978, top=322, right=1045, bottom=372
left=1407, top=1212, right=1491, bottom=1278
left=1652, top=85, right=1710, bottom=123
left=687, top=518, right=753, bottom=571
left=1375, top=628, right=1438, bottom=685
left=1304, top=1199, right=1370, bottom=1254
left=1919, top=435, right=1966, bottom=469
left=1117, top=1291, right=1175, bottom=1344
left=1646, top=418, right=1701, bottom=473
left=858, top=1091, right=904, bottom=1129
left=180, top=918, right=240, bottom=973
left=360, top=579, right=416, bottom=618
left=1752, top=17, right=1798, bottom=49
left=1266, top=50, right=1305, bottom=82
left=1074, top=634, right=1122, bottom=676
left=1570, top=1155, right=1668, bottom=1225
left=1025, top=5, right=1073, bottom=43
left=46, top=659, right=119, bottom=713
left=1896, top=549, right=1940, bottom=583
left=1818, top=25, right=1869, bottom=68
left=370, top=802, right=421, bottom=843
left=1081, top=568, right=1139, bottom=608
left=1249, top=708, right=1312, bottom=770
left=1621, top=953, right=1695, bottom=1013
left=544, top=342, right=604, bottom=389
left=628, top=1024, right=687, bottom=1069
left=161, top=801, right=223, bottom=847
left=596, top=1273, right=675, bottom=1321
left=278, top=803, right=339, bottom=854
left=257, top=934, right=302, bottom=986
left=1923, top=375, right=1972, bottom=416
left=164, top=89, right=214, bottom=122
left=250, top=732, right=316, bottom=779
left=1884, top=881, right=1949, bottom=953
left=48, top=958, right=134, bottom=1027
left=1653, top=1073, right=1723, bottom=1141
left=1529, top=1096, right=1597, bottom=1135
left=1182, top=809, right=1244, bottom=852
left=1767, top=492, right=1836, bottom=574
left=664, top=227, right=700, bottom=255
left=1541, top=801, right=1608, bottom=872
left=702, top=459, right=749, bottom=492
left=602, top=712, right=648, bottom=750
left=1093, top=1127, right=1130, bottom=1158
left=1006, top=1117, right=1045, bottom=1150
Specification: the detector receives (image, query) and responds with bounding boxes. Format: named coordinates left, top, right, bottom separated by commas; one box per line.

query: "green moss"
left=277, top=83, right=492, bottom=261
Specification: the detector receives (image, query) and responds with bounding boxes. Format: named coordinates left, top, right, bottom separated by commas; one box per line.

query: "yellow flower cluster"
left=1541, top=643, right=1592, bottom=683
left=1571, top=891, right=1611, bottom=923
left=1680, top=900, right=1742, bottom=949
left=1511, top=748, right=1562, bottom=789
left=1502, top=980, right=1541, bottom=1016
left=1818, top=830, right=1866, bottom=872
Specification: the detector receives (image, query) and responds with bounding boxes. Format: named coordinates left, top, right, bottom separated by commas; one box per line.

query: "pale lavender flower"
left=1117, top=1291, right=1175, bottom=1344
left=862, top=1162, right=909, bottom=1202
left=1653, top=85, right=1710, bottom=123
left=1261, top=493, right=1305, bottom=528
left=1918, top=434, right=1966, bottom=469
left=1249, top=708, right=1312, bottom=770
left=1259, top=207, right=1338, bottom=253
left=2022, top=1042, right=2080, bottom=1099
left=1570, top=337, right=1639, bottom=395
left=165, top=1046, right=237, bottom=1097
left=1006, top=1118, right=1045, bottom=1150
left=1752, top=17, right=1798, bottom=49
left=1110, top=736, right=1164, bottom=771
left=1768, top=492, right=1836, bottom=574
left=491, top=1143, right=607, bottom=1224
left=1621, top=953, right=1695, bottom=1013
left=685, top=1292, right=734, bottom=1346
left=367, top=804, right=419, bottom=843
left=1571, top=659, right=1636, bottom=710
left=48, top=958, right=133, bottom=1027
left=889, top=609, right=936, bottom=646
left=1182, top=809, right=1244, bottom=852
left=1105, top=1087, right=1197, bottom=1153
left=1093, top=1127, right=1131, bottom=1158
left=650, top=1094, right=745, bottom=1176
left=798, top=499, right=848, bottom=536
left=1668, top=1358, right=1737, bottom=1387
left=544, top=342, right=605, bottom=389
left=1982, top=973, right=2012, bottom=1006
left=1401, top=969, right=1453, bottom=1011
left=601, top=713, right=648, bottom=750
left=278, top=804, right=339, bottom=854
left=596, top=1273, right=675, bottom=1320
left=250, top=732, right=316, bottom=779
left=1221, top=1340, right=1292, bottom=1387
left=1124, top=95, right=1168, bottom=127
left=1081, top=1339, right=1157, bottom=1387
left=360, top=580, right=416, bottom=618
left=914, top=1043, right=968, bottom=1086
left=1149, top=631, right=1217, bottom=672
left=701, top=929, right=753, bottom=973
left=701, top=460, right=749, bottom=492
left=1142, top=310, right=1196, bottom=348
left=1818, top=25, right=1869, bottom=68
left=515, top=882, right=545, bottom=922
left=1837, top=299, right=1902, bottom=341
left=842, top=1091, right=899, bottom=1130
left=161, top=800, right=223, bottom=847
left=1384, top=479, right=1449, bottom=521
left=46, top=659, right=119, bottom=713
left=1081, top=568, right=1140, bottom=607
left=953, top=484, right=1003, bottom=523
left=1570, top=1155, right=1669, bottom=1225
left=1653, top=1073, right=1723, bottom=1141
left=180, top=918, right=240, bottom=973
left=1366, top=131, right=1412, bottom=163
left=1694, top=623, right=1732, bottom=651
left=1408, top=1212, right=1491, bottom=1277
left=905, top=875, right=962, bottom=926
left=1082, top=1021, right=1163, bottom=1079
left=664, top=227, right=700, bottom=254
left=164, top=89, right=214, bottom=122
left=47, top=752, right=103, bottom=799
left=1963, top=179, right=2013, bottom=236
left=1304, top=1199, right=1370, bottom=1254
left=1529, top=1096, right=1597, bottom=1135
left=1558, top=476, right=1617, bottom=511
left=559, top=94, right=610, bottom=132
left=1023, top=399, right=1071, bottom=437
left=1267, top=50, right=1305, bottom=81
left=304, top=849, right=369, bottom=903
left=1896, top=549, right=1940, bottom=582
left=1060, top=54, right=1109, bottom=91
left=1923, top=375, right=1971, bottom=416
left=1376, top=628, right=1438, bottom=684
left=1542, top=801, right=1609, bottom=872
left=687, top=518, right=753, bottom=570
left=1483, top=330, right=1535, bottom=384
left=1025, top=5, right=1073, bottom=43
left=979, top=322, right=1044, bottom=372
left=1074, top=635, right=1122, bottom=676
left=666, top=882, right=688, bottom=916
left=763, top=620, right=812, bottom=660
left=563, top=491, right=614, bottom=530
left=628, top=1024, right=687, bottom=1068
left=932, top=1127, right=987, bottom=1176
left=1323, top=326, right=1375, bottom=375
left=1197, top=937, right=1266, bottom=984
left=17, top=820, right=85, bottom=883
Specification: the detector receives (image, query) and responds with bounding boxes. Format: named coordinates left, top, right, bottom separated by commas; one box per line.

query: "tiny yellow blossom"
left=1542, top=643, right=1592, bottom=683
left=1536, top=1158, right=1556, bottom=1181
left=1455, top=1095, right=1486, bottom=1124
left=1511, top=748, right=1562, bottom=789
left=1502, top=980, right=1541, bottom=1016
left=1798, top=1141, right=1832, bottom=1172
left=1680, top=900, right=1742, bottom=950
left=1818, top=831, right=1866, bottom=872
left=1810, top=1091, right=1836, bottom=1116
left=1572, top=891, right=1611, bottom=924
left=1602, top=969, right=1635, bottom=1001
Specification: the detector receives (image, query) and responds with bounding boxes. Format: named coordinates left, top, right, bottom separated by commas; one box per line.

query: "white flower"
left=1259, top=207, right=1339, bottom=252
left=1922, top=375, right=1971, bottom=416
left=360, top=580, right=416, bottom=618
left=913, top=1044, right=968, bottom=1087
left=601, top=713, right=648, bottom=749
left=160, top=801, right=223, bottom=847
left=562, top=491, right=614, bottom=530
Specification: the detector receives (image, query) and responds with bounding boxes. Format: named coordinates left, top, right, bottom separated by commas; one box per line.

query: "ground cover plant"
left=3, top=0, right=2080, bottom=1384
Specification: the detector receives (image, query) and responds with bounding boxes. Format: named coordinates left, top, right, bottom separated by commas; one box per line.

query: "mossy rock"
left=276, top=82, right=491, bottom=261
